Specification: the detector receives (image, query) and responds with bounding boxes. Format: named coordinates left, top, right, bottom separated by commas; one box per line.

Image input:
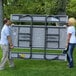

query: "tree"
left=55, top=0, right=68, bottom=15
left=0, top=0, right=3, bottom=37
left=66, top=0, right=76, bottom=18
left=2, top=0, right=73, bottom=18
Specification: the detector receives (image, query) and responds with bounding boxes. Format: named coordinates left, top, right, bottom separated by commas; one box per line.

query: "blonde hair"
left=68, top=17, right=76, bottom=25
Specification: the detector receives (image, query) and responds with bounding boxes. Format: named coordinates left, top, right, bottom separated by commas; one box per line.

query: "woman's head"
left=68, top=17, right=76, bottom=26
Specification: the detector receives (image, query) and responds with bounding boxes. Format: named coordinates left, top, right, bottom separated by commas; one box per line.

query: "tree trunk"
left=57, top=0, right=67, bottom=15
left=0, top=0, right=3, bottom=38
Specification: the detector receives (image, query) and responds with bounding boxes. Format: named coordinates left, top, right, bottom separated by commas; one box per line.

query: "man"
left=0, top=18, right=14, bottom=70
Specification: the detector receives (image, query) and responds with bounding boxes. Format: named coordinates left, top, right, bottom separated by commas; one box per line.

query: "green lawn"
left=0, top=48, right=76, bottom=76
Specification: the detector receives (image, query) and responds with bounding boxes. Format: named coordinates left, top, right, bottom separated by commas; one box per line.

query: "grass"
left=12, top=48, right=62, bottom=54
left=0, top=48, right=76, bottom=76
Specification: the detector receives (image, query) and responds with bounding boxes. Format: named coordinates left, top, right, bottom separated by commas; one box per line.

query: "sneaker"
left=68, top=63, right=74, bottom=68
left=9, top=64, right=15, bottom=68
left=0, top=67, right=4, bottom=70
left=69, top=65, right=74, bottom=68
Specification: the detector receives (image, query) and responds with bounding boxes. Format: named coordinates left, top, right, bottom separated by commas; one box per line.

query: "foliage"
left=3, top=0, right=68, bottom=18
left=3, top=0, right=76, bottom=18
left=66, top=0, right=76, bottom=18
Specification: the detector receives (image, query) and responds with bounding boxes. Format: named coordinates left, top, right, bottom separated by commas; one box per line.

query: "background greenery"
left=3, top=0, right=76, bottom=18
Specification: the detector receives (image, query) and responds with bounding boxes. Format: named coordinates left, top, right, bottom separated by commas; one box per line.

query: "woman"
left=66, top=17, right=76, bottom=68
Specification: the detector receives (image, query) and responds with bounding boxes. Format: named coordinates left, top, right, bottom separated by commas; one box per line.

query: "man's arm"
left=7, top=36, right=14, bottom=48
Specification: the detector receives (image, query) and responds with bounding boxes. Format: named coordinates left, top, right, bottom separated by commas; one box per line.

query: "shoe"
left=9, top=64, right=15, bottom=68
left=69, top=65, right=73, bottom=68
left=68, top=64, right=74, bottom=68
left=0, top=67, right=4, bottom=70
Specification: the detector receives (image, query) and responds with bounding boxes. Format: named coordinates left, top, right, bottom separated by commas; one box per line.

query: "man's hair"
left=3, top=18, right=10, bottom=24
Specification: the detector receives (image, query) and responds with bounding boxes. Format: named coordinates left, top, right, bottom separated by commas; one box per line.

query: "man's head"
left=3, top=18, right=12, bottom=25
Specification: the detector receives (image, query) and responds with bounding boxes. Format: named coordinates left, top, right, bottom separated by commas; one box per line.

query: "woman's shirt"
left=67, top=26, right=76, bottom=43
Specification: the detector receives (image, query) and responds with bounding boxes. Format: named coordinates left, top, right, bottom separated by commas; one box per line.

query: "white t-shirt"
left=67, top=26, right=76, bottom=43
left=0, top=24, right=10, bottom=45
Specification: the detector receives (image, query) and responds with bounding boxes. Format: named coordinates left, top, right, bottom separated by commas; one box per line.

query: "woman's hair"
left=68, top=17, right=76, bottom=25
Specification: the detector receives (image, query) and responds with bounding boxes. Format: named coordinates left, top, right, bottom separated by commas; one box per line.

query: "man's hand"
left=10, top=44, right=14, bottom=49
